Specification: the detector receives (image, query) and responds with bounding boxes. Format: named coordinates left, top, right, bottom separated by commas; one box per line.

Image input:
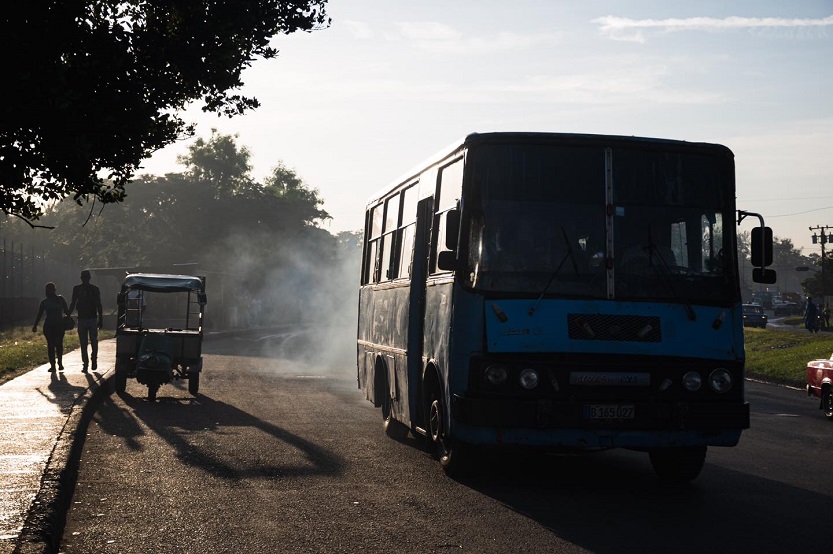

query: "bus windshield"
left=464, top=142, right=736, bottom=302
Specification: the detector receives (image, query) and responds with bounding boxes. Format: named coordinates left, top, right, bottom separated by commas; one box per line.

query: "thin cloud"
left=342, top=20, right=374, bottom=40
left=391, top=21, right=556, bottom=54
left=593, top=15, right=833, bottom=43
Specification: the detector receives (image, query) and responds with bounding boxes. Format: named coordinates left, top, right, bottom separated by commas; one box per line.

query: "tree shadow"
left=101, top=388, right=346, bottom=481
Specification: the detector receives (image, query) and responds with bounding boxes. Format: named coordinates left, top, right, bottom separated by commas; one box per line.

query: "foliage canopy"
left=0, top=132, right=359, bottom=328
left=0, top=0, right=329, bottom=223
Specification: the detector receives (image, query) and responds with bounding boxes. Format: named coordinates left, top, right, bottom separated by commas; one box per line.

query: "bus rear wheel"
left=649, top=446, right=707, bottom=483
left=382, top=393, right=408, bottom=440
left=378, top=368, right=408, bottom=439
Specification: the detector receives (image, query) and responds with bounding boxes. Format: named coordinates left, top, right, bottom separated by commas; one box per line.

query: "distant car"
left=773, top=302, right=801, bottom=317
left=807, top=355, right=833, bottom=420
left=742, top=303, right=767, bottom=328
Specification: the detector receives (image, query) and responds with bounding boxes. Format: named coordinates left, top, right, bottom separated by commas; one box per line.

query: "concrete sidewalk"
left=0, top=339, right=116, bottom=554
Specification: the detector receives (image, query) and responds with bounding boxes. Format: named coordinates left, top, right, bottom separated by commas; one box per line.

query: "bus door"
left=407, top=196, right=433, bottom=429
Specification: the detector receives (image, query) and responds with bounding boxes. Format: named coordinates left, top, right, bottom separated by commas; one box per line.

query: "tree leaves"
left=0, top=0, right=330, bottom=223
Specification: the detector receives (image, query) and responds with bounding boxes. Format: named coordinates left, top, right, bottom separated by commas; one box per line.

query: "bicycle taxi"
left=114, top=273, right=207, bottom=401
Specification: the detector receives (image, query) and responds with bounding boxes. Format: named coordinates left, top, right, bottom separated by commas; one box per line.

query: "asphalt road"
left=59, top=329, right=833, bottom=554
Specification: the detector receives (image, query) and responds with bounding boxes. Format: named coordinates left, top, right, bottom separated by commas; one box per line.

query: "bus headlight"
left=484, top=365, right=508, bottom=386
left=519, top=368, right=540, bottom=390
left=682, top=371, right=702, bottom=392
left=709, top=368, right=733, bottom=393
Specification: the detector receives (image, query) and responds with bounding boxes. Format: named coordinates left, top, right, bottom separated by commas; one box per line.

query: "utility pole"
left=809, top=225, right=833, bottom=309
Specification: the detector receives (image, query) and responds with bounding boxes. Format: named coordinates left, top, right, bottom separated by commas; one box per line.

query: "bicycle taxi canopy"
left=120, top=273, right=206, bottom=298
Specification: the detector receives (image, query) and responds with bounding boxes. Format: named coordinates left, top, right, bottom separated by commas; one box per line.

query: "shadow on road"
left=447, top=448, right=829, bottom=553
left=93, top=388, right=347, bottom=481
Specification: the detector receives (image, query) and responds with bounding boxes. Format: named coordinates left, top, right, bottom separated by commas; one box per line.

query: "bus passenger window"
left=398, top=225, right=416, bottom=278
left=364, top=236, right=379, bottom=284
left=380, top=194, right=401, bottom=280
left=364, top=204, right=384, bottom=283
left=437, top=159, right=463, bottom=212
left=397, top=185, right=418, bottom=278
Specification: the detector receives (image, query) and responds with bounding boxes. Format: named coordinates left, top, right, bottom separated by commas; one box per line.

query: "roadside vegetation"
left=2, top=322, right=828, bottom=389
left=0, top=326, right=115, bottom=386
left=743, top=325, right=832, bottom=388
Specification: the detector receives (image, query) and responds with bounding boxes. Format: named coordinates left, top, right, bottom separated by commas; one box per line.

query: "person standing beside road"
left=68, top=270, right=103, bottom=373
left=32, top=282, right=70, bottom=372
left=805, top=297, right=819, bottom=334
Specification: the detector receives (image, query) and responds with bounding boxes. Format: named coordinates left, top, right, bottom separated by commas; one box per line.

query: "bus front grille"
left=568, top=314, right=662, bottom=342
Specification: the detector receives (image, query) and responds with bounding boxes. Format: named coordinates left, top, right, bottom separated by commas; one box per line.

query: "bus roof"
left=366, top=131, right=733, bottom=207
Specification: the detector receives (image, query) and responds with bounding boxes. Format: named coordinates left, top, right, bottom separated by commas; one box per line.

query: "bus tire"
left=377, top=364, right=408, bottom=439
left=382, top=392, right=409, bottom=440
left=649, top=446, right=707, bottom=484
left=426, top=385, right=472, bottom=478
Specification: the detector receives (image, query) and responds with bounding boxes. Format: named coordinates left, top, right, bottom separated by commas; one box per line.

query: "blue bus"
left=357, top=132, right=774, bottom=482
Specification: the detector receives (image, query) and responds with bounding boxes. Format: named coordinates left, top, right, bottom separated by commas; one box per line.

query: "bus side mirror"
left=437, top=251, right=458, bottom=271
left=750, top=226, right=773, bottom=267
left=753, top=268, right=777, bottom=284
left=116, top=292, right=126, bottom=306
left=445, top=209, right=460, bottom=250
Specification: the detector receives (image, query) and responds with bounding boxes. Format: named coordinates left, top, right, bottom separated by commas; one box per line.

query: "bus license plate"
left=584, top=404, right=635, bottom=420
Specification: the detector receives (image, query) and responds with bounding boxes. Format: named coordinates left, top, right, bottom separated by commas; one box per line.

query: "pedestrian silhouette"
left=805, top=297, right=819, bottom=334
left=32, top=282, right=70, bottom=372
left=68, top=270, right=103, bottom=372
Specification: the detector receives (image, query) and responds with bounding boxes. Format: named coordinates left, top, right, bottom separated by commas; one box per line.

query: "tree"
left=799, top=254, right=833, bottom=300
left=0, top=0, right=329, bottom=224
left=178, top=130, right=254, bottom=197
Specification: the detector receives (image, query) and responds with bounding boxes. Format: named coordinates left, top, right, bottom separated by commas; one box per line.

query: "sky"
left=139, top=0, right=833, bottom=254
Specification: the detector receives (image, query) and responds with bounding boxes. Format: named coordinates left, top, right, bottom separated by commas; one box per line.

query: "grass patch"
left=744, top=326, right=833, bottom=387
left=0, top=326, right=115, bottom=385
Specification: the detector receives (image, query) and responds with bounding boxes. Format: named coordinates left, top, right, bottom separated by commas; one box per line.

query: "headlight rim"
left=518, top=368, right=540, bottom=390
left=682, top=370, right=702, bottom=392
left=709, top=367, right=733, bottom=394
left=484, top=364, right=509, bottom=386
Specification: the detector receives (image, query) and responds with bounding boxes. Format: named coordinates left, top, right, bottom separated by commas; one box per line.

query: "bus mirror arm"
left=738, top=210, right=777, bottom=284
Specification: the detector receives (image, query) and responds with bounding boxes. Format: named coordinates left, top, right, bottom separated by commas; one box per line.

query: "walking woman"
left=32, top=282, right=70, bottom=372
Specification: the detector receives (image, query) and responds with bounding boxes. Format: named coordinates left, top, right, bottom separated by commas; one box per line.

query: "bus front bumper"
left=452, top=395, right=749, bottom=449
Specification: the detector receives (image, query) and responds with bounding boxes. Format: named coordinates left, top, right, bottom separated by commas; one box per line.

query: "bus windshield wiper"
left=529, top=227, right=579, bottom=316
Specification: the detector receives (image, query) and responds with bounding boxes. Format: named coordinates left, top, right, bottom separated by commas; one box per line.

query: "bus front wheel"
left=649, top=446, right=707, bottom=483
left=427, top=391, right=472, bottom=478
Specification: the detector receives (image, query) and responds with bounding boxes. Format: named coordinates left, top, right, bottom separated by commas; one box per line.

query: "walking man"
left=68, top=270, right=103, bottom=372
left=805, top=297, right=819, bottom=334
